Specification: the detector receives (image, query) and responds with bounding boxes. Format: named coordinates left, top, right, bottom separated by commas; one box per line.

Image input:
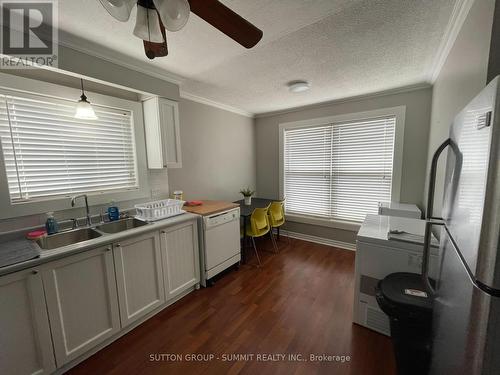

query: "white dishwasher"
left=200, top=207, right=241, bottom=286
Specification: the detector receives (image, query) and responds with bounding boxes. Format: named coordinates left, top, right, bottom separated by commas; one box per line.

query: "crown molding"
left=254, top=83, right=431, bottom=119
left=180, top=91, right=254, bottom=118
left=428, top=0, right=475, bottom=83
left=57, top=33, right=185, bottom=86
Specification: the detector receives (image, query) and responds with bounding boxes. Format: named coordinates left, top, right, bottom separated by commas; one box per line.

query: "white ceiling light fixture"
left=133, top=4, right=164, bottom=42
left=75, top=79, right=98, bottom=120
left=153, top=0, right=190, bottom=32
left=287, top=80, right=311, bottom=93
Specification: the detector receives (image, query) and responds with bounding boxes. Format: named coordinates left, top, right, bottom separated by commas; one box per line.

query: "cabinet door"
left=160, top=220, right=200, bottom=300
left=143, top=97, right=182, bottom=169
left=113, top=231, right=165, bottom=327
left=158, top=97, right=182, bottom=168
left=42, top=246, right=120, bottom=366
left=0, top=268, right=55, bottom=375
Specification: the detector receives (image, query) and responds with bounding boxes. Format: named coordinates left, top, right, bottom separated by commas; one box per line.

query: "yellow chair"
left=268, top=200, right=290, bottom=249
left=245, top=204, right=278, bottom=265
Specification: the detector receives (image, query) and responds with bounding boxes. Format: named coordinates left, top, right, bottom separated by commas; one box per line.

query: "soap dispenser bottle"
left=45, top=212, right=59, bottom=235
left=108, top=200, right=120, bottom=221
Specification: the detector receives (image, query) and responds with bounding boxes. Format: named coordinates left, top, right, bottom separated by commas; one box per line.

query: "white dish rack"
left=135, top=199, right=185, bottom=222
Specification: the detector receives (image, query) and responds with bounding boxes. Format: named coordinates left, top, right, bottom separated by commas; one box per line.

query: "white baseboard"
left=277, top=229, right=356, bottom=251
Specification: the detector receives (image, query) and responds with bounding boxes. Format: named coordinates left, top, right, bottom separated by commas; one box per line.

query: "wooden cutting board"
left=183, top=200, right=240, bottom=216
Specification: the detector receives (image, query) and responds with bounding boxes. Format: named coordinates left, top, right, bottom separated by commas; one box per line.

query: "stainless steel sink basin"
left=36, top=228, right=102, bottom=250
left=95, top=218, right=148, bottom=234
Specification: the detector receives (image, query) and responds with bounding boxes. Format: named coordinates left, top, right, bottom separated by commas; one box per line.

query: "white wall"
left=255, top=87, right=433, bottom=244
left=168, top=98, right=256, bottom=202
left=425, top=0, right=495, bottom=217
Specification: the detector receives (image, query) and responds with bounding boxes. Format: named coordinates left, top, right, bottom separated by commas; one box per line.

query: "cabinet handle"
left=107, top=246, right=112, bottom=252
left=161, top=231, right=166, bottom=234
left=32, top=270, right=38, bottom=275
left=116, top=244, right=121, bottom=248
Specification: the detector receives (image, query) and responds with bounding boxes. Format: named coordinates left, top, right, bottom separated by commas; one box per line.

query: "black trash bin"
left=375, top=272, right=433, bottom=375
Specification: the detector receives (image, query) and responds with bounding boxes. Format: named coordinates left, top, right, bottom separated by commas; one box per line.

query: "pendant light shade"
left=98, top=0, right=135, bottom=22
left=153, top=0, right=190, bottom=32
left=133, top=5, right=164, bottom=42
left=75, top=79, right=98, bottom=120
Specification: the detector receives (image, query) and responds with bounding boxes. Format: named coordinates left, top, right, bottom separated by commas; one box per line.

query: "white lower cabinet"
left=42, top=246, right=120, bottom=366
left=113, top=231, right=165, bottom=327
left=0, top=268, right=55, bottom=375
left=160, top=220, right=200, bottom=300
left=1, top=218, right=201, bottom=373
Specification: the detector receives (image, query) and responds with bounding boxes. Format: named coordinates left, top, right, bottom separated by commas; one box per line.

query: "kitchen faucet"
left=70, top=194, right=92, bottom=226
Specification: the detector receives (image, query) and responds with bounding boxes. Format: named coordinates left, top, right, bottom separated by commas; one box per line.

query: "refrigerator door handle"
left=426, top=138, right=451, bottom=221
left=422, top=138, right=451, bottom=294
left=422, top=220, right=444, bottom=294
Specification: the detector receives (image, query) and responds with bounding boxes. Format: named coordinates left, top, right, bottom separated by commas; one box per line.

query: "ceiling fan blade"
left=187, top=0, right=263, bottom=48
left=143, top=18, right=169, bottom=59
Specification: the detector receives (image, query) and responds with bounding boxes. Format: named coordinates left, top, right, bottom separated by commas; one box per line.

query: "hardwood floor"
left=68, top=237, right=396, bottom=375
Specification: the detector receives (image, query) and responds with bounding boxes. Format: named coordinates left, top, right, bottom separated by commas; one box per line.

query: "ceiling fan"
left=98, top=0, right=263, bottom=59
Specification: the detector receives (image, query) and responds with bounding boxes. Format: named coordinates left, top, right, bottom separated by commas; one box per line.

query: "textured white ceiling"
left=57, top=0, right=456, bottom=114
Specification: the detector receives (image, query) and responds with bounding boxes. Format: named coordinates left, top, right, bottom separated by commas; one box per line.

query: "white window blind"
left=284, top=116, right=395, bottom=222
left=0, top=92, right=138, bottom=203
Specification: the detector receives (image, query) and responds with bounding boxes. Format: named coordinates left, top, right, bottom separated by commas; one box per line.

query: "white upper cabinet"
left=143, top=97, right=182, bottom=169
left=0, top=268, right=55, bottom=375
left=42, top=246, right=120, bottom=366
left=113, top=231, right=165, bottom=327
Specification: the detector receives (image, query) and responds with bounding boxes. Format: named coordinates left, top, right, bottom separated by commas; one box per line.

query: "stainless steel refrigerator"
left=423, top=76, right=500, bottom=375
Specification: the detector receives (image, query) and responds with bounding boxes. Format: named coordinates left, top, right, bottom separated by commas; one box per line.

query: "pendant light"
left=75, top=79, right=98, bottom=120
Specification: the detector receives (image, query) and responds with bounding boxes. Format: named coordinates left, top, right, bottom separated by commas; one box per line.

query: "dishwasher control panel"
left=204, top=208, right=240, bottom=229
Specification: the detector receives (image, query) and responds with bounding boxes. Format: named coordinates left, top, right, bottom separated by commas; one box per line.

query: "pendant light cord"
left=80, top=78, right=87, bottom=101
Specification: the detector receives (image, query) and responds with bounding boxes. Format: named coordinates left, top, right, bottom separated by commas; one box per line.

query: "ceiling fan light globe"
left=153, top=0, right=190, bottom=32
left=133, top=5, right=164, bottom=43
left=98, top=0, right=135, bottom=22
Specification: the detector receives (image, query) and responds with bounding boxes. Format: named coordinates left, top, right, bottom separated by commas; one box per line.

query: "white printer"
left=352, top=214, right=438, bottom=336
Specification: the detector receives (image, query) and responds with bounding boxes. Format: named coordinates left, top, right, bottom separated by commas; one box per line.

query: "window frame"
left=0, top=72, right=150, bottom=219
left=278, top=106, right=406, bottom=231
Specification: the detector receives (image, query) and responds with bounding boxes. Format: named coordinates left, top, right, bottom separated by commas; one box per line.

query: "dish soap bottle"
left=45, top=212, right=59, bottom=235
left=108, top=200, right=120, bottom=221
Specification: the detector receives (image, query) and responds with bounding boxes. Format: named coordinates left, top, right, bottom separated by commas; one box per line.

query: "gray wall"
left=0, top=69, right=172, bottom=232
left=168, top=98, right=256, bottom=202
left=255, top=87, right=433, bottom=244
left=425, top=0, right=495, bottom=217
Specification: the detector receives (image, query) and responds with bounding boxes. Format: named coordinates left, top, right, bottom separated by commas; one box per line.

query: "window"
left=0, top=92, right=138, bottom=203
left=281, top=109, right=403, bottom=223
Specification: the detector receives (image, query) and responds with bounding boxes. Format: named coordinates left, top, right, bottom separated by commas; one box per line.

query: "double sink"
left=36, top=218, right=149, bottom=250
